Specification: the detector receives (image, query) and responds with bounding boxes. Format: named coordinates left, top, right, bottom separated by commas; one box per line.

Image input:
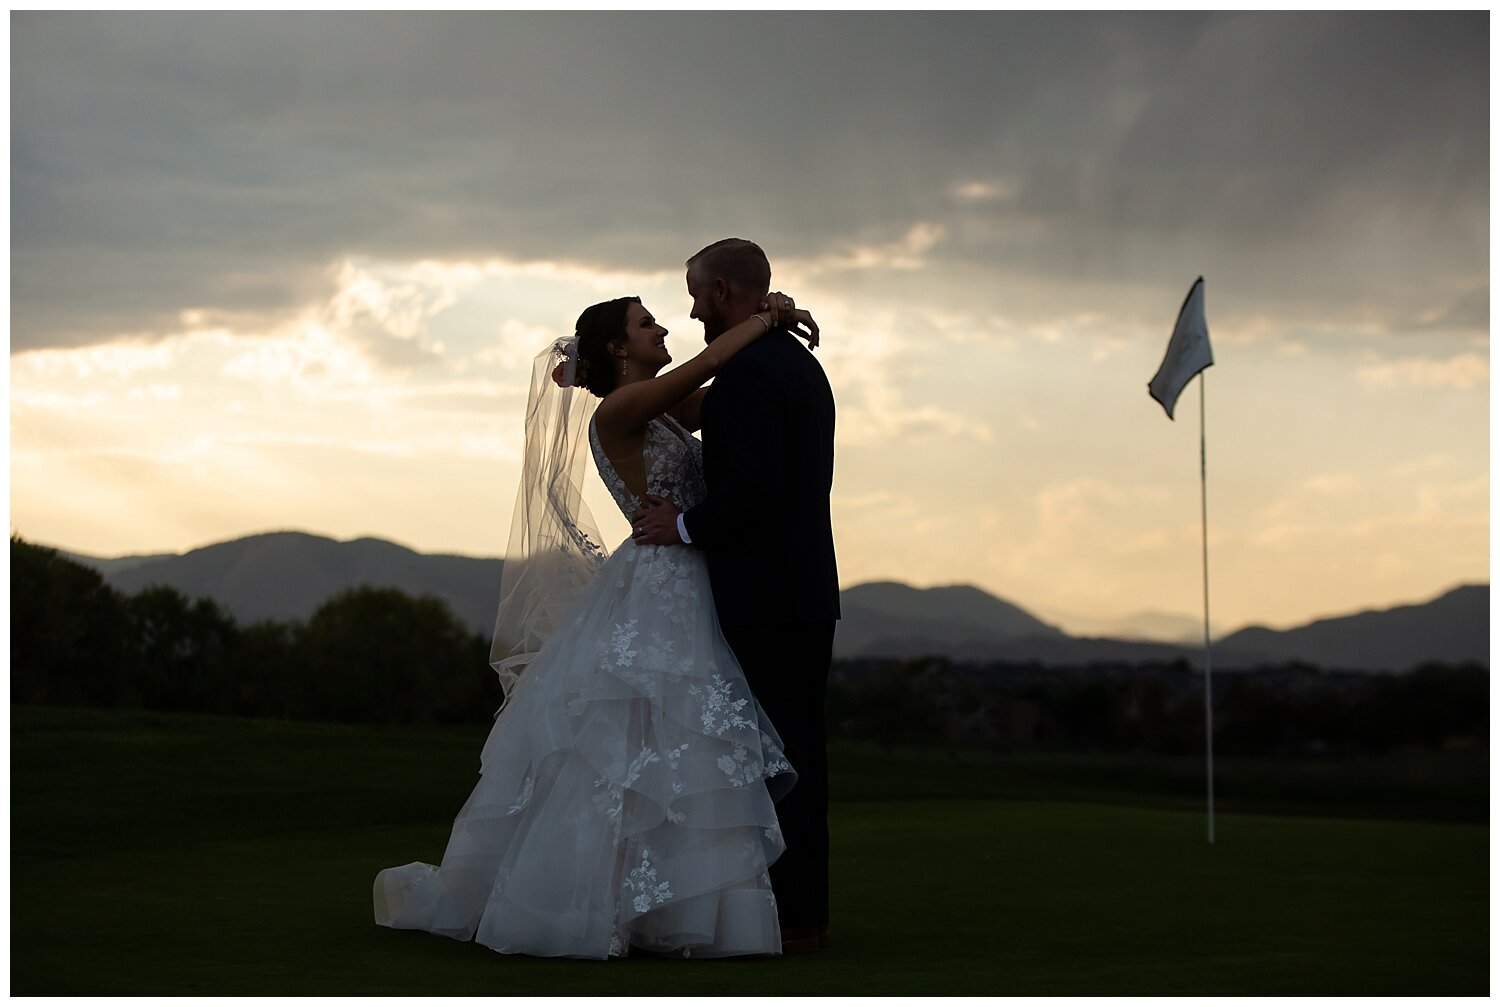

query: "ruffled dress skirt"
left=373, top=539, right=795, bottom=959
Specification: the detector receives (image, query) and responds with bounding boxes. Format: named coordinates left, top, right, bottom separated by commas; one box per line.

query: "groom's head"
left=686, top=238, right=771, bottom=343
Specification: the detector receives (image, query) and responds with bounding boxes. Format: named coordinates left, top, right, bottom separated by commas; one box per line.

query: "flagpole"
left=1200, top=369, right=1215, bottom=845
left=1149, top=274, right=1215, bottom=843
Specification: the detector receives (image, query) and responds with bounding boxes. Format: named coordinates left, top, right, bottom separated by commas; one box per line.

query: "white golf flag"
left=1149, top=277, right=1214, bottom=420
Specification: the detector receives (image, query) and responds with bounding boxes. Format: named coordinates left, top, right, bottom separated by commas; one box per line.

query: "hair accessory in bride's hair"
left=549, top=336, right=584, bottom=388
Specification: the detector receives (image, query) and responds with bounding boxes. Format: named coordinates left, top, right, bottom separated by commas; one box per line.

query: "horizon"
left=21, top=525, right=1487, bottom=639
left=10, top=13, right=1489, bottom=633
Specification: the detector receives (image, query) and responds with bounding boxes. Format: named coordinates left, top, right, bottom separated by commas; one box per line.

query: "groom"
left=632, top=237, right=840, bottom=954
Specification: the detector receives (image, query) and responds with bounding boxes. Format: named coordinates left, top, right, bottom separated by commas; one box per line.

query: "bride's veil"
left=489, top=336, right=609, bottom=708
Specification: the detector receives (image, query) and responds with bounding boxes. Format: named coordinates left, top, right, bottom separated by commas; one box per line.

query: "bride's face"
left=616, top=302, right=672, bottom=375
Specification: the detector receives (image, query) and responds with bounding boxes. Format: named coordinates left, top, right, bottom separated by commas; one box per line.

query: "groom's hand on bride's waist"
left=632, top=495, right=686, bottom=546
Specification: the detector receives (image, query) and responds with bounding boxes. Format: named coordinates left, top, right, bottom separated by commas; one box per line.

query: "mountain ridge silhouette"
left=51, top=530, right=1487, bottom=673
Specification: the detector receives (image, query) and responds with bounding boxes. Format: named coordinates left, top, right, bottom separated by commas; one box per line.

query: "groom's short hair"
left=687, top=238, right=771, bottom=300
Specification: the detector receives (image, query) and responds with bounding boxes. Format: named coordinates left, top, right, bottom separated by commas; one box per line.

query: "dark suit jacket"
left=681, top=328, right=840, bottom=629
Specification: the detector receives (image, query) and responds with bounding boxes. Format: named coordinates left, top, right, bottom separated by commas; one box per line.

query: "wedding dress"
left=374, top=413, right=794, bottom=959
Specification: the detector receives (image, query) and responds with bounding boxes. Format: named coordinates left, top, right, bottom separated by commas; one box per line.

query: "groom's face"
left=686, top=265, right=730, bottom=343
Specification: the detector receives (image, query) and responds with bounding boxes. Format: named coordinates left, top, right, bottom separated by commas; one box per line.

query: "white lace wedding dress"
left=374, top=414, right=795, bottom=959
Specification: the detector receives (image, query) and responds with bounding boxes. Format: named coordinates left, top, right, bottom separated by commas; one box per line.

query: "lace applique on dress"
left=588, top=415, right=708, bottom=519
left=624, top=847, right=675, bottom=914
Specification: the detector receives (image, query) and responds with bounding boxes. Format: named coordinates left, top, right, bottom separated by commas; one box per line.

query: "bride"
left=374, top=291, right=821, bottom=959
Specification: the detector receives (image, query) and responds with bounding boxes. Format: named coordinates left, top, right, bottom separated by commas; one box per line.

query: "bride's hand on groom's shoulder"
left=759, top=291, right=820, bottom=349
left=789, top=308, right=820, bottom=349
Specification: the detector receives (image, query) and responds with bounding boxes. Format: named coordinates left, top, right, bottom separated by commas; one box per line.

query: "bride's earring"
left=620, top=356, right=628, bottom=377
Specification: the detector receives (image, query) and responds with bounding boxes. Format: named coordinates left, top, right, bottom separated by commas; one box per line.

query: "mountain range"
left=51, top=530, right=1488, bottom=673
left=62, top=531, right=504, bottom=639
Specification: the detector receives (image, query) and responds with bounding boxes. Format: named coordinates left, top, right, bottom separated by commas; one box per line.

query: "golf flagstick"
left=1199, top=370, right=1214, bottom=845
left=1147, top=277, right=1216, bottom=844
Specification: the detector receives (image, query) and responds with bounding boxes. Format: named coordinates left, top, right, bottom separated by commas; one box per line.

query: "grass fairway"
left=12, top=707, right=1487, bottom=994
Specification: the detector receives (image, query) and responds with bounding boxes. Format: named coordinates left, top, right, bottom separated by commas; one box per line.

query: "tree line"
left=12, top=536, right=1489, bottom=754
left=828, top=656, right=1488, bottom=756
left=11, top=536, right=501, bottom=724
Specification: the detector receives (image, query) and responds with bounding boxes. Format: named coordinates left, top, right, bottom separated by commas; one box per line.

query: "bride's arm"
left=668, top=388, right=711, bottom=433
left=670, top=308, right=819, bottom=432
left=596, top=296, right=816, bottom=435
left=595, top=311, right=770, bottom=435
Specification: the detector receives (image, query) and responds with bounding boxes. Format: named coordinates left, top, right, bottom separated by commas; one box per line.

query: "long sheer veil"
left=489, top=336, right=609, bottom=708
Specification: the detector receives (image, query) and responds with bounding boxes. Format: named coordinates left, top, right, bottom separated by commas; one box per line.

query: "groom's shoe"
left=780, top=926, right=828, bottom=954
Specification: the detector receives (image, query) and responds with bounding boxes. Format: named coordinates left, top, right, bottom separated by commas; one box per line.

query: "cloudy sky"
left=9, top=12, right=1489, bottom=635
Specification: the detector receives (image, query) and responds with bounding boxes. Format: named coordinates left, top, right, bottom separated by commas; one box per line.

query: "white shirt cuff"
left=676, top=513, right=692, bottom=544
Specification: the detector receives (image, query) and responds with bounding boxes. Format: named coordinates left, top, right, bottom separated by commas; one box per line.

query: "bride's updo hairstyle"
left=573, top=295, right=641, bottom=398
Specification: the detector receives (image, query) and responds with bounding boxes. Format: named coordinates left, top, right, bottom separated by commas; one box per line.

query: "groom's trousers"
left=721, top=619, right=837, bottom=931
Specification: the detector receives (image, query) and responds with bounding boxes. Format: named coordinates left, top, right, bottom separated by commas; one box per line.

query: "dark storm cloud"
left=11, top=12, right=1487, bottom=350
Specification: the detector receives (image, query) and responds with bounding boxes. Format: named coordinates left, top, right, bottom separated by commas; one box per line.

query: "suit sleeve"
left=680, top=357, right=783, bottom=550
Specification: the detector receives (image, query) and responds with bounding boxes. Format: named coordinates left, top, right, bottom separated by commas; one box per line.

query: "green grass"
left=11, top=706, right=1488, bottom=994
